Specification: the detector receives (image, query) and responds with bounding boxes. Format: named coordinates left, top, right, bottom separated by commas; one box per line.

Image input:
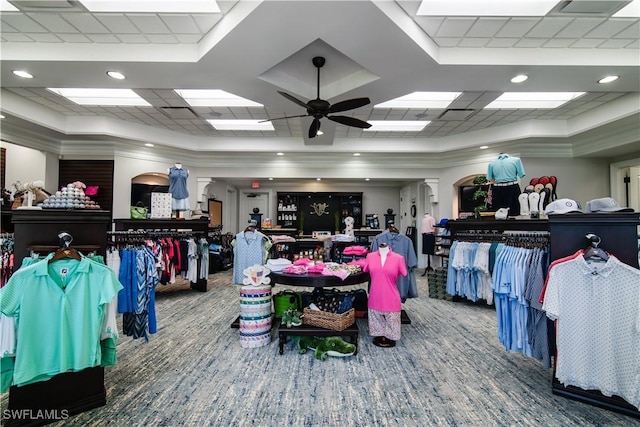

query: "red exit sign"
left=251, top=181, right=260, bottom=189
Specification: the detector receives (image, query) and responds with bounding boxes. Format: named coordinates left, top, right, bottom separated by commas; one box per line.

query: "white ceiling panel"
left=117, top=34, right=148, bottom=43
left=413, top=16, right=444, bottom=35
left=585, top=19, right=637, bottom=38
left=174, top=34, right=202, bottom=44
left=486, top=38, right=518, bottom=47
left=128, top=15, right=170, bottom=34
left=145, top=34, right=179, bottom=44
left=62, top=13, right=110, bottom=33
left=526, top=17, right=574, bottom=38
left=437, top=17, right=476, bottom=37
left=28, top=13, right=78, bottom=32
left=86, top=33, right=120, bottom=43
left=458, top=37, right=490, bottom=47
left=160, top=15, right=201, bottom=34
left=2, top=32, right=34, bottom=41
left=571, top=38, right=605, bottom=48
left=466, top=18, right=507, bottom=37
left=543, top=38, right=578, bottom=48
left=495, top=18, right=540, bottom=38
left=95, top=14, right=140, bottom=34
left=613, top=21, right=640, bottom=38
left=28, top=32, right=62, bottom=42
left=1, top=14, right=47, bottom=32
left=597, top=38, right=636, bottom=48
left=514, top=38, right=548, bottom=48
left=555, top=17, right=603, bottom=38
left=433, top=37, right=460, bottom=47
left=56, top=32, right=91, bottom=42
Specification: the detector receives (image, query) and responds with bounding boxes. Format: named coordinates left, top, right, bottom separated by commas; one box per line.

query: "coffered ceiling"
left=1, top=0, right=639, bottom=172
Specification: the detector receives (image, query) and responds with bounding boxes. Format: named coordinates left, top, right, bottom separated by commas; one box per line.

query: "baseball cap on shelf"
left=495, top=208, right=509, bottom=220
left=585, top=197, right=634, bottom=213
left=436, top=218, right=449, bottom=227
left=544, top=198, right=583, bottom=215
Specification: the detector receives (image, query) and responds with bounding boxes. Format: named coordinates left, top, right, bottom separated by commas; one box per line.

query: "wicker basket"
left=303, top=308, right=355, bottom=331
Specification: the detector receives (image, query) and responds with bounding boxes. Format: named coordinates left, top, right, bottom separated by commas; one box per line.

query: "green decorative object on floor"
left=280, top=307, right=303, bottom=328
left=293, top=336, right=356, bottom=361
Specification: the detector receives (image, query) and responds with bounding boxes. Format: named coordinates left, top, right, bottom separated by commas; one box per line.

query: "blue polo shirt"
left=0, top=254, right=122, bottom=389
left=487, top=154, right=525, bottom=183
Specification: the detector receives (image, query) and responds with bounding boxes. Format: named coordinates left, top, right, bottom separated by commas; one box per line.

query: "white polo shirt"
left=542, top=255, right=640, bottom=408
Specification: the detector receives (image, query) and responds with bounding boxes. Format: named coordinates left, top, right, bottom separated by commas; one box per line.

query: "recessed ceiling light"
left=365, top=121, right=430, bottom=132
left=13, top=70, right=34, bottom=79
left=365, top=178, right=370, bottom=181
left=0, top=114, right=5, bottom=119
left=0, top=1, right=18, bottom=11
left=317, top=130, right=324, bottom=136
left=510, top=74, right=528, bottom=84
left=417, top=0, right=558, bottom=16
left=47, top=88, right=151, bottom=106
left=268, top=178, right=273, bottom=181
left=598, top=75, right=619, bottom=84
left=613, top=0, right=640, bottom=17
left=484, top=92, right=585, bottom=109
left=480, top=145, right=489, bottom=149
left=353, top=153, right=361, bottom=156
left=107, top=71, right=126, bottom=80
left=207, top=119, right=274, bottom=131
left=316, top=178, right=321, bottom=181
left=144, top=143, right=154, bottom=147
left=78, top=0, right=220, bottom=13
left=175, top=89, right=262, bottom=107
left=276, top=152, right=284, bottom=156
left=374, top=92, right=461, bottom=109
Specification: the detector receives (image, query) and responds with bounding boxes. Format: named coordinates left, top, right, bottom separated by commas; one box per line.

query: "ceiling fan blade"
left=326, top=97, right=371, bottom=114
left=259, top=114, right=309, bottom=123
left=278, top=91, right=309, bottom=109
left=309, top=118, right=321, bottom=138
left=327, top=115, right=372, bottom=129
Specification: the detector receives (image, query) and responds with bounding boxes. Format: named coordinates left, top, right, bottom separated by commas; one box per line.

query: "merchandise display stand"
left=269, top=271, right=370, bottom=353
left=113, top=218, right=209, bottom=291
left=7, top=210, right=112, bottom=427
left=547, top=213, right=640, bottom=419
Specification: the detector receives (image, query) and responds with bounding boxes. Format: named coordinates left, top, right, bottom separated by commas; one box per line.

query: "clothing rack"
left=107, top=227, right=207, bottom=292
left=547, top=213, right=640, bottom=419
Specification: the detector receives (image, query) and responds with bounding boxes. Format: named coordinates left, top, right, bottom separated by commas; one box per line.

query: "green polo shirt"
left=0, top=254, right=122, bottom=389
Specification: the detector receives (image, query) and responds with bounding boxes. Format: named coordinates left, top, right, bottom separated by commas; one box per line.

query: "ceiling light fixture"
left=484, top=92, right=586, bottom=109
left=510, top=74, right=528, bottom=84
left=0, top=114, right=5, bottom=119
left=613, top=0, right=640, bottom=17
left=268, top=178, right=274, bottom=181
left=598, top=75, right=619, bottom=84
left=107, top=71, right=126, bottom=80
left=175, top=89, right=262, bottom=107
left=365, top=121, right=430, bottom=132
left=316, top=178, right=321, bottom=181
left=207, top=119, right=274, bottom=131
left=353, top=153, right=361, bottom=156
left=13, top=70, right=34, bottom=79
left=0, top=0, right=18, bottom=11
left=144, top=143, right=154, bottom=147
left=78, top=0, right=220, bottom=13
left=47, top=88, right=151, bottom=106
left=417, top=0, right=558, bottom=16
left=276, top=152, right=284, bottom=156
left=317, top=130, right=324, bottom=136
left=480, top=145, right=489, bottom=149
left=374, top=92, right=461, bottom=109
left=365, top=178, right=370, bottom=181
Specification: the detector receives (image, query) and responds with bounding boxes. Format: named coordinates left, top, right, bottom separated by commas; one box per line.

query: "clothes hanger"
left=583, top=233, right=609, bottom=261
left=49, top=232, right=81, bottom=263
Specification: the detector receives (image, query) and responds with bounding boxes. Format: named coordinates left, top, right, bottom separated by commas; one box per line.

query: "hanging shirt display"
left=542, top=255, right=640, bottom=409
left=370, top=230, right=418, bottom=301
left=0, top=254, right=122, bottom=391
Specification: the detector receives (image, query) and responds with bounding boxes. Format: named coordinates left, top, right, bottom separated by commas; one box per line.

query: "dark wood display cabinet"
left=276, top=192, right=362, bottom=234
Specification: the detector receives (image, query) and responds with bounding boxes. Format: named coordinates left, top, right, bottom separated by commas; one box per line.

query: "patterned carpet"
left=2, top=270, right=638, bottom=427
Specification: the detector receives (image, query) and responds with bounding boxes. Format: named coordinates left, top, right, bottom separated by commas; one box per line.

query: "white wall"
left=1, top=141, right=49, bottom=192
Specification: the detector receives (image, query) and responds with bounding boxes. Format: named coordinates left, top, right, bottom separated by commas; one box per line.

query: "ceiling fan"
left=264, top=56, right=372, bottom=138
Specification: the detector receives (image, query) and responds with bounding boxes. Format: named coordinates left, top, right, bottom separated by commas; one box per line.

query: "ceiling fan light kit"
left=267, top=56, right=372, bottom=138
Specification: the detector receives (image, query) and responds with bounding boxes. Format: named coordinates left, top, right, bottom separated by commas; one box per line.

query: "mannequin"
left=363, top=243, right=407, bottom=348
left=420, top=213, right=436, bottom=275
left=168, top=162, right=190, bottom=218
left=486, top=153, right=525, bottom=216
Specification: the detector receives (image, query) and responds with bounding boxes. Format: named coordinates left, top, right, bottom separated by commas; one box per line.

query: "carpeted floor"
left=2, top=270, right=638, bottom=426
